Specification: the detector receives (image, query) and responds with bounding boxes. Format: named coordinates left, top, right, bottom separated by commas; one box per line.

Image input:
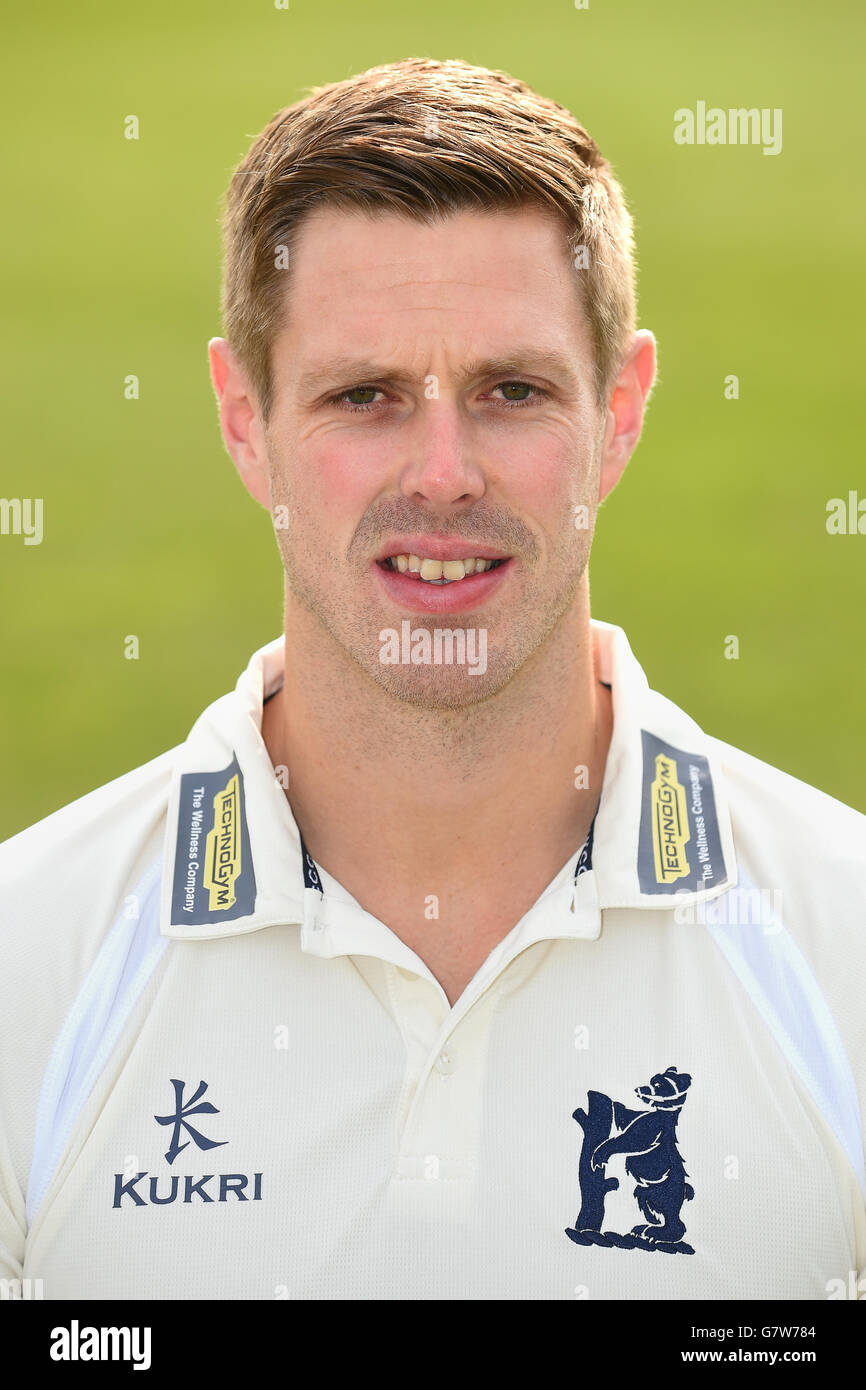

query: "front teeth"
left=386, top=554, right=499, bottom=583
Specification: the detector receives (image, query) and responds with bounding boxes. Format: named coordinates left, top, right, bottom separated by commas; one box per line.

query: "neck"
left=262, top=576, right=612, bottom=889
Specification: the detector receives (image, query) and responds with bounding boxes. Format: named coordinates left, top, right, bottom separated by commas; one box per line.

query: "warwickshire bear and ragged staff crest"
left=565, top=1066, right=695, bottom=1254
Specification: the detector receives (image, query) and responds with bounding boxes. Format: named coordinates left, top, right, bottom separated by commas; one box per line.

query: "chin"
left=369, top=660, right=513, bottom=710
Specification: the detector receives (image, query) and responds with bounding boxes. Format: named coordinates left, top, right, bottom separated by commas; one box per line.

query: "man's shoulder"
left=640, top=676, right=864, bottom=884
left=703, top=729, right=865, bottom=970
left=708, top=729, right=865, bottom=867
left=0, top=744, right=179, bottom=987
left=0, top=744, right=179, bottom=883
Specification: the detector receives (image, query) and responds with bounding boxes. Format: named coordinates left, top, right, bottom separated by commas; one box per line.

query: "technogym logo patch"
left=112, top=1079, right=263, bottom=1209
left=170, top=755, right=256, bottom=924
left=204, top=773, right=242, bottom=910
left=637, top=732, right=727, bottom=895
left=650, top=754, right=691, bottom=885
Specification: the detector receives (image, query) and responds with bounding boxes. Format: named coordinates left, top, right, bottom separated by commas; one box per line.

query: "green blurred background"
left=2, top=0, right=863, bottom=838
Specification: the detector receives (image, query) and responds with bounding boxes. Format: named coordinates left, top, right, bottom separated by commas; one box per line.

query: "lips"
left=373, top=554, right=513, bottom=613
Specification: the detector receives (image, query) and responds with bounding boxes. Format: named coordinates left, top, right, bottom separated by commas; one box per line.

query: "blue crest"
left=565, top=1066, right=695, bottom=1254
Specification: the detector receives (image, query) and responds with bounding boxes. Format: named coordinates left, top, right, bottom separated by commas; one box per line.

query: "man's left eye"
left=338, top=386, right=382, bottom=409
left=491, top=381, right=545, bottom=405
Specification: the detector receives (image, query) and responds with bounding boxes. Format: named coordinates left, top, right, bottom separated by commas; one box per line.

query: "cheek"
left=293, top=436, right=384, bottom=536
left=497, top=425, right=596, bottom=528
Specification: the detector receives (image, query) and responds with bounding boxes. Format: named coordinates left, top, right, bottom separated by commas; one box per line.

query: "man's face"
left=264, top=204, right=608, bottom=707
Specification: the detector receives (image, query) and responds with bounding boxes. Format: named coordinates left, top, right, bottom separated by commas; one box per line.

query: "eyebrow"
left=296, top=349, right=581, bottom=397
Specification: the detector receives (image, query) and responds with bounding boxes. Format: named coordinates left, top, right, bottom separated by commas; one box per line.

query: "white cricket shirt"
left=1, top=619, right=864, bottom=1300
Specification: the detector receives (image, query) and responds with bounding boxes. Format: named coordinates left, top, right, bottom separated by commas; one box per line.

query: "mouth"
left=377, top=553, right=509, bottom=586
left=372, top=545, right=514, bottom=614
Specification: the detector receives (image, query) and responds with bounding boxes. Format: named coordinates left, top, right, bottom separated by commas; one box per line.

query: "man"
left=1, top=57, right=864, bottom=1302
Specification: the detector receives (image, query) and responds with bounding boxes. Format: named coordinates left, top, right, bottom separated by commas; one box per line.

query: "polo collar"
left=159, top=635, right=306, bottom=941
left=159, top=621, right=737, bottom=949
left=591, top=619, right=738, bottom=910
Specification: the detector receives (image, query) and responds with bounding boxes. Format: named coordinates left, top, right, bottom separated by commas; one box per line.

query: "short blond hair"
left=221, top=57, right=637, bottom=421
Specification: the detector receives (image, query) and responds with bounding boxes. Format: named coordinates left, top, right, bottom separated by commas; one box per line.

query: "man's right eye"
left=327, top=386, right=386, bottom=412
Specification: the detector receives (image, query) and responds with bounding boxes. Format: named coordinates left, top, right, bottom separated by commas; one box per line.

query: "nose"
left=398, top=399, right=486, bottom=508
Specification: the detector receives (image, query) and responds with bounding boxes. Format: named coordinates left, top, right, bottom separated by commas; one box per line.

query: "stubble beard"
left=267, top=447, right=598, bottom=712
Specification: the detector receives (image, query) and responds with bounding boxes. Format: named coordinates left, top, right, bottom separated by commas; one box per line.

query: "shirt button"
left=434, top=1050, right=455, bottom=1076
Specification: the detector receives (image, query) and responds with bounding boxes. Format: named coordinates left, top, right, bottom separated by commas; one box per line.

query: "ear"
left=598, top=330, right=657, bottom=504
left=207, top=337, right=271, bottom=509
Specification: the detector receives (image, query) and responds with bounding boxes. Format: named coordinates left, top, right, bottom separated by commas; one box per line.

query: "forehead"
left=271, top=204, right=592, bottom=371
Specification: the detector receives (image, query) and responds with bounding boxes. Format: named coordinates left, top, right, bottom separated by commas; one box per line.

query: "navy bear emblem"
left=565, top=1066, right=695, bottom=1255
